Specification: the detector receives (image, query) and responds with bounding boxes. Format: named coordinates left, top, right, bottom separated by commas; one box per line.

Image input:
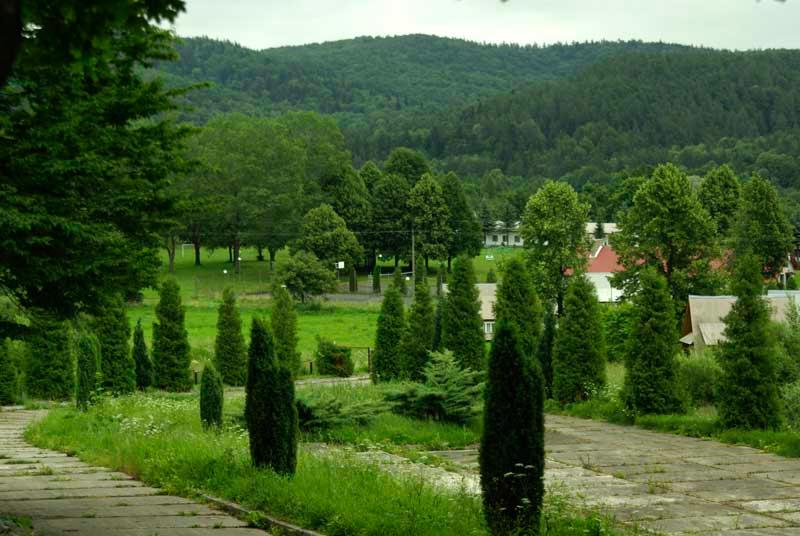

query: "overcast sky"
left=169, top=0, right=800, bottom=51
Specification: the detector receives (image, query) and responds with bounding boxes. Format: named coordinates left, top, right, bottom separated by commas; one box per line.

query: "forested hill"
left=157, top=35, right=688, bottom=159
left=430, top=49, right=800, bottom=187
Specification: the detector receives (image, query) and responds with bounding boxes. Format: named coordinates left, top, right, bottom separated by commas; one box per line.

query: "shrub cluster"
left=296, top=392, right=388, bottom=432
left=315, top=338, right=354, bottom=377
left=675, top=351, right=722, bottom=407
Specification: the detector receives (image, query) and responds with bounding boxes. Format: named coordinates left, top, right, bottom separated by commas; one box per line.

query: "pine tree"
left=76, top=331, right=100, bottom=411
left=400, top=278, right=435, bottom=380
left=200, top=364, right=224, bottom=429
left=132, top=319, right=153, bottom=390
left=92, top=295, right=135, bottom=395
left=718, top=254, right=782, bottom=429
left=349, top=266, right=358, bottom=293
left=432, top=298, right=444, bottom=352
left=372, top=286, right=406, bottom=381
left=25, top=312, right=74, bottom=400
left=494, top=258, right=542, bottom=360
left=0, top=340, right=16, bottom=405
left=152, top=278, right=191, bottom=392
left=481, top=321, right=545, bottom=535
left=272, top=285, right=301, bottom=376
left=245, top=318, right=298, bottom=474
left=372, top=264, right=381, bottom=294
left=538, top=305, right=557, bottom=398
left=441, top=256, right=485, bottom=370
left=552, top=274, right=605, bottom=404
left=214, top=288, right=247, bottom=386
left=622, top=268, right=683, bottom=415
left=393, top=265, right=407, bottom=295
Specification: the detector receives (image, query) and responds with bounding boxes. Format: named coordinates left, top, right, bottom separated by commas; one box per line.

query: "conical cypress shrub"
left=245, top=318, right=298, bottom=474
left=718, top=254, right=782, bottom=429
left=372, top=264, right=381, bottom=294
left=480, top=320, right=545, bottom=535
left=538, top=306, right=557, bottom=398
left=132, top=319, right=153, bottom=390
left=372, top=286, right=406, bottom=381
left=25, top=312, right=74, bottom=401
left=0, top=340, right=16, bottom=405
left=392, top=265, right=407, bottom=295
left=552, top=273, right=605, bottom=404
left=92, top=295, right=135, bottom=395
left=76, top=331, right=100, bottom=411
left=272, top=285, right=301, bottom=376
left=400, top=278, right=435, bottom=381
left=441, top=255, right=485, bottom=370
left=495, top=258, right=542, bottom=360
left=152, top=278, right=192, bottom=391
left=623, top=268, right=683, bottom=415
left=349, top=266, right=358, bottom=293
left=432, top=299, right=443, bottom=352
left=200, top=364, right=224, bottom=429
left=214, top=288, right=247, bottom=385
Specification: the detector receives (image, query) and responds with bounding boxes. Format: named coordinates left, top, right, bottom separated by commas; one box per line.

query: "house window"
left=492, top=235, right=498, bottom=242
left=484, top=322, right=494, bottom=334
left=502, top=235, right=508, bottom=243
left=514, top=235, right=521, bottom=243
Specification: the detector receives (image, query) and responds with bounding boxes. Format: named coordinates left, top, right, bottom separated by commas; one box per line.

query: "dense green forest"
left=157, top=35, right=688, bottom=162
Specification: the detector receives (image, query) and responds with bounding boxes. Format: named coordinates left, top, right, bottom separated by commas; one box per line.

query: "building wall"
left=587, top=272, right=622, bottom=303
left=484, top=231, right=523, bottom=248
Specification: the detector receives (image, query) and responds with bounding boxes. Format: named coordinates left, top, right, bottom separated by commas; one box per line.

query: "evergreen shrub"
left=200, top=364, right=224, bottom=429
left=315, top=338, right=354, bottom=377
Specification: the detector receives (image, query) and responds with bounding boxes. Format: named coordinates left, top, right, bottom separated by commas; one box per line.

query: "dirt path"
left=0, top=408, right=267, bottom=536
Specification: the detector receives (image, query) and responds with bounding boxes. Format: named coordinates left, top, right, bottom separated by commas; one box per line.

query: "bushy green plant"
left=315, top=338, right=354, bottom=378
left=441, top=255, right=485, bottom=370
left=214, top=288, right=247, bottom=386
left=385, top=351, right=483, bottom=425
left=200, top=364, right=224, bottom=429
left=718, top=255, right=782, bottom=430
left=431, top=299, right=443, bottom=352
left=25, top=312, right=74, bottom=401
left=245, top=318, right=298, bottom=474
left=481, top=321, right=544, bottom=535
left=92, top=295, right=135, bottom=395
left=0, top=339, right=16, bottom=405
left=486, top=269, right=496, bottom=283
left=75, top=331, right=100, bottom=411
left=773, top=299, right=800, bottom=385
left=782, top=381, right=800, bottom=430
left=296, top=392, right=388, bottom=432
left=392, top=265, right=407, bottom=295
left=272, top=285, right=301, bottom=376
left=675, top=351, right=722, bottom=407
left=132, top=319, right=153, bottom=390
left=372, top=286, right=405, bottom=381
left=552, top=274, right=605, bottom=404
left=601, top=302, right=635, bottom=362
left=622, top=268, right=683, bottom=415
left=152, top=278, right=191, bottom=392
left=399, top=278, right=435, bottom=381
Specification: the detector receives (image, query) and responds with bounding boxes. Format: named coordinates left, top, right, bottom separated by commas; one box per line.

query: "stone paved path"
left=427, top=415, right=800, bottom=535
left=0, top=408, right=268, bottom=536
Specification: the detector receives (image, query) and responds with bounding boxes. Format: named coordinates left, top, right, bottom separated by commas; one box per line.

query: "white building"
left=483, top=221, right=619, bottom=248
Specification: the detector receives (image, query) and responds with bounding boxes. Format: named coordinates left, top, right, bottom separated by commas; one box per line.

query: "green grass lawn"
left=26, top=390, right=641, bottom=536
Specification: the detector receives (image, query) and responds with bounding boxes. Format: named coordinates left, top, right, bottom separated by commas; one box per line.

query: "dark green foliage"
left=372, top=287, right=406, bottom=382
left=372, top=265, right=381, bottom=294
left=622, top=269, right=684, bottom=415
left=436, top=265, right=445, bottom=296
left=132, top=319, right=153, bottom=390
left=538, top=306, right=556, bottom=398
left=552, top=274, right=605, bottom=404
left=315, top=338, right=355, bottom=378
left=75, top=332, right=100, bottom=411
left=25, top=313, right=74, bottom=401
left=245, top=318, right=298, bottom=474
left=485, top=269, right=496, bottom=283
left=399, top=279, right=435, bottom=381
left=432, top=299, right=444, bottom=352
left=441, top=256, right=485, bottom=371
left=384, top=147, right=430, bottom=185
left=718, top=255, right=782, bottom=430
left=349, top=267, right=357, bottom=293
left=152, top=279, right=191, bottom=392
left=272, top=285, right=301, bottom=376
left=676, top=352, right=722, bottom=407
left=200, top=364, right=224, bottom=429
left=392, top=265, right=407, bottom=295
left=296, top=392, right=387, bottom=432
left=0, top=340, right=16, bottom=405
left=601, top=303, right=635, bottom=362
left=386, top=351, right=483, bottom=425
left=278, top=251, right=338, bottom=304
left=440, top=172, right=482, bottom=261
left=92, top=296, right=135, bottom=395
left=698, top=165, right=741, bottom=236
left=494, top=258, right=542, bottom=360
left=214, top=288, right=247, bottom=385
left=480, top=321, right=544, bottom=535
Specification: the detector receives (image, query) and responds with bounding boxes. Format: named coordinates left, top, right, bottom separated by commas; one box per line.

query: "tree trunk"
left=234, top=239, right=241, bottom=274
left=394, top=255, right=400, bottom=268
left=268, top=247, right=277, bottom=271
left=256, top=245, right=265, bottom=262
left=447, top=256, right=452, bottom=271
left=228, top=245, right=233, bottom=263
left=193, top=241, right=201, bottom=266
left=166, top=235, right=177, bottom=274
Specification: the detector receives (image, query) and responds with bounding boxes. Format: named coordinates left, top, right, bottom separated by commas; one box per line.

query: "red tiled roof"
left=588, top=245, right=623, bottom=273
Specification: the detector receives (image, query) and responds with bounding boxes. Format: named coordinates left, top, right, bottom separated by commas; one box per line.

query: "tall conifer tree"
left=132, top=319, right=153, bottom=390
left=214, top=288, right=247, bottom=385
left=92, top=295, right=135, bottom=395
left=25, top=312, right=73, bottom=400
left=495, top=258, right=542, bottom=359
left=372, top=286, right=406, bottom=381
left=441, top=256, right=485, bottom=370
left=76, top=331, right=100, bottom=410
left=0, top=340, right=16, bottom=405
left=152, top=278, right=191, bottom=391
left=272, top=285, right=301, bottom=376
left=400, top=278, right=435, bottom=380
left=538, top=305, right=557, bottom=398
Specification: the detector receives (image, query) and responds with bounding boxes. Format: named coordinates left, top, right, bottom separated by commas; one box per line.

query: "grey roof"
left=686, top=294, right=796, bottom=346
left=442, top=283, right=497, bottom=321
